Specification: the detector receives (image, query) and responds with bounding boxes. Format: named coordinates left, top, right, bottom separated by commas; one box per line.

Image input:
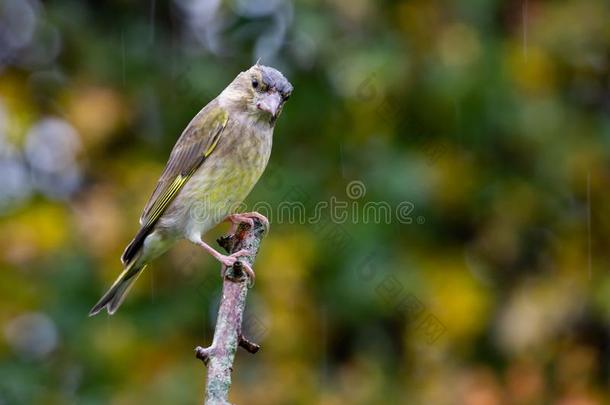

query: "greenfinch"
left=90, top=64, right=292, bottom=316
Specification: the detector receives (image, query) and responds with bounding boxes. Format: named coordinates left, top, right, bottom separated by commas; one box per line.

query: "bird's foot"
left=196, top=240, right=255, bottom=286
left=218, top=249, right=255, bottom=285
left=226, top=212, right=269, bottom=234
left=217, top=249, right=249, bottom=269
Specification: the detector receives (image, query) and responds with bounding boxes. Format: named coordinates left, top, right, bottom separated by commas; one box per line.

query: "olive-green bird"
left=89, top=64, right=292, bottom=316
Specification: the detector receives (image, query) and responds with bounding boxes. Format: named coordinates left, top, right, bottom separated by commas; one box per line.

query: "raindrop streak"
left=522, top=0, right=528, bottom=60
left=150, top=267, right=155, bottom=302
left=339, top=144, right=346, bottom=179
left=587, top=172, right=592, bottom=280
left=318, top=305, right=329, bottom=391
left=453, top=98, right=461, bottom=144
left=149, top=0, right=156, bottom=44
left=121, top=30, right=126, bottom=86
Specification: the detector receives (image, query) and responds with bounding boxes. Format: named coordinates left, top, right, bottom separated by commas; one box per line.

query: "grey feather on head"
left=258, top=65, right=293, bottom=99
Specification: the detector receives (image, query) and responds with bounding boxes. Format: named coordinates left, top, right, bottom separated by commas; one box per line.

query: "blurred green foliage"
left=1, top=0, right=610, bottom=403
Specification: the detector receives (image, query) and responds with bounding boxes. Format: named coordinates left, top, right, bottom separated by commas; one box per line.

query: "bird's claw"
left=227, top=212, right=270, bottom=233
left=219, top=250, right=256, bottom=286
left=218, top=249, right=249, bottom=268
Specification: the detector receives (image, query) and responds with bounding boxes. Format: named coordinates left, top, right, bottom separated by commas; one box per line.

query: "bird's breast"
left=169, top=121, right=273, bottom=236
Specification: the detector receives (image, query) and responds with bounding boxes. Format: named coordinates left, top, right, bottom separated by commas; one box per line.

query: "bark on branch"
left=195, top=219, right=267, bottom=405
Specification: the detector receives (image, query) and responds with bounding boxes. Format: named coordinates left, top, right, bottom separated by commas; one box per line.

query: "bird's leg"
left=226, top=211, right=270, bottom=234
left=196, top=239, right=256, bottom=283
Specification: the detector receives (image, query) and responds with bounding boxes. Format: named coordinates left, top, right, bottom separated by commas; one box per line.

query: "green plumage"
left=90, top=64, right=292, bottom=316
left=120, top=106, right=229, bottom=266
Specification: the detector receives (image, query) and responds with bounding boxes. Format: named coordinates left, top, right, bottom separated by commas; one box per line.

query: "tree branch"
left=195, top=219, right=267, bottom=405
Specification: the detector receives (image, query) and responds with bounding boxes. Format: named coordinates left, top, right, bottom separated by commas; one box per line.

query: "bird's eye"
left=252, top=79, right=259, bottom=89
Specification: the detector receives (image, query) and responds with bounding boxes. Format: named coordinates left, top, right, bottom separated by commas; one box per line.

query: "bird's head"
left=221, top=64, right=293, bottom=124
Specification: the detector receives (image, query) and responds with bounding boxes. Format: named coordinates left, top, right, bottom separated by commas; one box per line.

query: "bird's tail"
left=89, top=260, right=147, bottom=316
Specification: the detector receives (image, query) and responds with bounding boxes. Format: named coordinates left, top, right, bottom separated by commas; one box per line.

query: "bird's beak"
left=257, top=92, right=282, bottom=118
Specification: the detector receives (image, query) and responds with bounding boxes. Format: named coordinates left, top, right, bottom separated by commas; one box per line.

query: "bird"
left=89, top=64, right=292, bottom=316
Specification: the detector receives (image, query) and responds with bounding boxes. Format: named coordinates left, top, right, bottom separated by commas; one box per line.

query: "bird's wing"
left=139, top=104, right=229, bottom=226
left=121, top=103, right=229, bottom=265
